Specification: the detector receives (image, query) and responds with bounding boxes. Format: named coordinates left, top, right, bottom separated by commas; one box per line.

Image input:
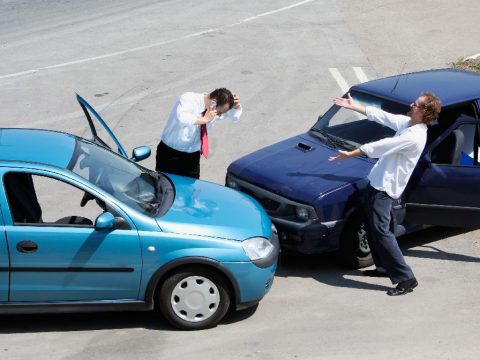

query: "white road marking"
left=353, top=66, right=369, bottom=83
left=328, top=68, right=350, bottom=94
left=0, top=0, right=316, bottom=81
left=241, top=0, right=315, bottom=22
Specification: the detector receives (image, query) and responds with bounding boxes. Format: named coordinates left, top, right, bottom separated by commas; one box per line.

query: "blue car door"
left=0, top=209, right=8, bottom=301
left=77, top=94, right=129, bottom=157
left=1, top=169, right=143, bottom=302
left=405, top=117, right=480, bottom=227
left=77, top=93, right=150, bottom=163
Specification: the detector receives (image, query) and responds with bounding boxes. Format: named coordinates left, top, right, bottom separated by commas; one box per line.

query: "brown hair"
left=419, top=92, right=441, bottom=125
left=210, top=88, right=234, bottom=109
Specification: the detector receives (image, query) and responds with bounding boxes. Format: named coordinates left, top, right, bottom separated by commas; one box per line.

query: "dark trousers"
left=364, top=185, right=415, bottom=284
left=155, top=141, right=201, bottom=179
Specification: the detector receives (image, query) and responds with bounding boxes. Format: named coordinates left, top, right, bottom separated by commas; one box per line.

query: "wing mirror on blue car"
left=95, top=212, right=115, bottom=231
left=131, top=146, right=151, bottom=162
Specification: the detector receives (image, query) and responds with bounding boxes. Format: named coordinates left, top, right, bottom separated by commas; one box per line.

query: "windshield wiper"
left=309, top=128, right=337, bottom=148
left=310, top=128, right=356, bottom=150
left=327, top=135, right=356, bottom=150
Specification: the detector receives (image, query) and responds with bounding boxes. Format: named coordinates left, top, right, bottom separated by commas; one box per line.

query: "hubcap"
left=171, top=276, right=220, bottom=323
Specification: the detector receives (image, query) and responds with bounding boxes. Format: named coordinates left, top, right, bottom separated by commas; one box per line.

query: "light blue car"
left=0, top=95, right=279, bottom=330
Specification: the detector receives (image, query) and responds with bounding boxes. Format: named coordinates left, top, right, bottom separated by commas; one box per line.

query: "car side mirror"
left=131, top=146, right=151, bottom=162
left=95, top=212, right=115, bottom=231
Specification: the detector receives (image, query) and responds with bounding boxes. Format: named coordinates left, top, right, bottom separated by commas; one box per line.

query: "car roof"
left=0, top=128, right=76, bottom=168
left=351, top=68, right=480, bottom=108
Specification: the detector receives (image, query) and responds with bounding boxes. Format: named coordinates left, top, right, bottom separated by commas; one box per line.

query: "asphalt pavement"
left=1, top=0, right=480, bottom=359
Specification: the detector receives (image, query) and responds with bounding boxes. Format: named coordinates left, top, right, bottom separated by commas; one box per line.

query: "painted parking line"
left=353, top=67, right=369, bottom=83
left=328, top=68, right=350, bottom=94
left=0, top=0, right=316, bottom=81
left=329, top=67, right=370, bottom=94
left=240, top=0, right=315, bottom=22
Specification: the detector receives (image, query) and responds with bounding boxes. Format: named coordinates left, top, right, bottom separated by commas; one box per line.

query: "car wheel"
left=339, top=215, right=373, bottom=269
left=158, top=267, right=231, bottom=330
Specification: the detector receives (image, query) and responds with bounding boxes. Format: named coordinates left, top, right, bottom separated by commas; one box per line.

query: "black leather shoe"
left=387, top=278, right=418, bottom=296
left=362, top=269, right=388, bottom=277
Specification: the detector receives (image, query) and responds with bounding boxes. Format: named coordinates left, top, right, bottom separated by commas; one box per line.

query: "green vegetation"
left=451, top=57, right=480, bottom=72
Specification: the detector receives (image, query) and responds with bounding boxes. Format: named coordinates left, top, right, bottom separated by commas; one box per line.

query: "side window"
left=427, top=103, right=477, bottom=147
left=431, top=123, right=479, bottom=167
left=4, top=172, right=106, bottom=226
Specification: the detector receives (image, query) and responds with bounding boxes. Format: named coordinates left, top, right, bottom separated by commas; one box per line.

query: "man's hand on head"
left=233, top=94, right=241, bottom=109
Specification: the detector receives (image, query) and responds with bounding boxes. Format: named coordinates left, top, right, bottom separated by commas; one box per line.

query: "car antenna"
left=391, top=61, right=407, bottom=94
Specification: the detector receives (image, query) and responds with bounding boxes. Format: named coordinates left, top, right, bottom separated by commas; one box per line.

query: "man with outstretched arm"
left=329, top=92, right=441, bottom=296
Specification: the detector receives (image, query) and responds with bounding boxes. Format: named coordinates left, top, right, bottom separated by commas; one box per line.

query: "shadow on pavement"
left=400, top=226, right=480, bottom=263
left=221, top=303, right=259, bottom=325
left=0, top=303, right=259, bottom=334
left=275, top=226, right=479, bottom=291
left=276, top=251, right=392, bottom=292
left=0, top=310, right=173, bottom=334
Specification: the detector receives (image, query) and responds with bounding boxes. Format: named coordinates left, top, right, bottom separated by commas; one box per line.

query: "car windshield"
left=310, top=91, right=409, bottom=148
left=67, top=139, right=174, bottom=217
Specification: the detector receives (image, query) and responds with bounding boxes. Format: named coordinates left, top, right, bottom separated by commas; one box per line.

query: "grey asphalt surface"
left=1, top=0, right=480, bottom=359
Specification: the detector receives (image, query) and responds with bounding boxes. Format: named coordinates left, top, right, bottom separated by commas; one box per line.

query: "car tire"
left=158, top=267, right=231, bottom=330
left=339, top=215, right=373, bottom=269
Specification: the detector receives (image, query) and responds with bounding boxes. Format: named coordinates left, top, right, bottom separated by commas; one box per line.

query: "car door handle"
left=16, top=240, right=38, bottom=253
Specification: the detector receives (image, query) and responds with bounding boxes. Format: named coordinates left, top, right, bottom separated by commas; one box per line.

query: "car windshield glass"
left=67, top=139, right=173, bottom=217
left=311, top=91, right=409, bottom=148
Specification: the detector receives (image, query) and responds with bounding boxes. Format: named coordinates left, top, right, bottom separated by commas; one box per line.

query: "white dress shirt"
left=161, top=92, right=242, bottom=153
left=359, top=106, right=428, bottom=199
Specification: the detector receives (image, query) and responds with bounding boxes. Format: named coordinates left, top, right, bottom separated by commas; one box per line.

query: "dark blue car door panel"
left=6, top=226, right=142, bottom=302
left=406, top=164, right=480, bottom=227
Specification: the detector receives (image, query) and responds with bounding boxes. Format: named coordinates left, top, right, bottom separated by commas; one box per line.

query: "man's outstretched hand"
left=328, top=150, right=351, bottom=161
left=333, top=92, right=366, bottom=115
left=328, top=148, right=365, bottom=161
left=334, top=92, right=355, bottom=109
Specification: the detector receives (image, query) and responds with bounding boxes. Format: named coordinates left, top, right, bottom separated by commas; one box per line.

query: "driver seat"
left=431, top=129, right=465, bottom=165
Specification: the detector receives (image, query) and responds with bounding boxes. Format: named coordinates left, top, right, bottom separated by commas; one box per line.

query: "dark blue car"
left=226, top=68, right=480, bottom=268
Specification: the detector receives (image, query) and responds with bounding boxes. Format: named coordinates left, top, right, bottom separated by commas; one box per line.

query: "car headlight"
left=242, top=237, right=274, bottom=260
left=226, top=176, right=239, bottom=189
left=295, top=206, right=310, bottom=221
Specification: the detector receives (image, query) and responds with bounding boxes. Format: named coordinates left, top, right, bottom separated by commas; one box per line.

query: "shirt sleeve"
left=176, top=93, right=199, bottom=125
left=360, top=131, right=417, bottom=159
left=225, top=105, right=243, bottom=122
left=366, top=106, right=410, bottom=132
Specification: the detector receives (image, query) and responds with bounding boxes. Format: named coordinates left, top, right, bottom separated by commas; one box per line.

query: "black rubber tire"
left=158, top=267, right=231, bottom=330
left=339, top=215, right=374, bottom=269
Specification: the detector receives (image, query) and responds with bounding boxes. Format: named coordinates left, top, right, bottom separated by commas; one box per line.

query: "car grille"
left=233, top=182, right=296, bottom=218
left=240, top=187, right=282, bottom=212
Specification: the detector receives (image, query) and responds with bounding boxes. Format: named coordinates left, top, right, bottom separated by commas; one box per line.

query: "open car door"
left=76, top=94, right=150, bottom=162
left=405, top=116, right=480, bottom=228
left=76, top=94, right=128, bottom=157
